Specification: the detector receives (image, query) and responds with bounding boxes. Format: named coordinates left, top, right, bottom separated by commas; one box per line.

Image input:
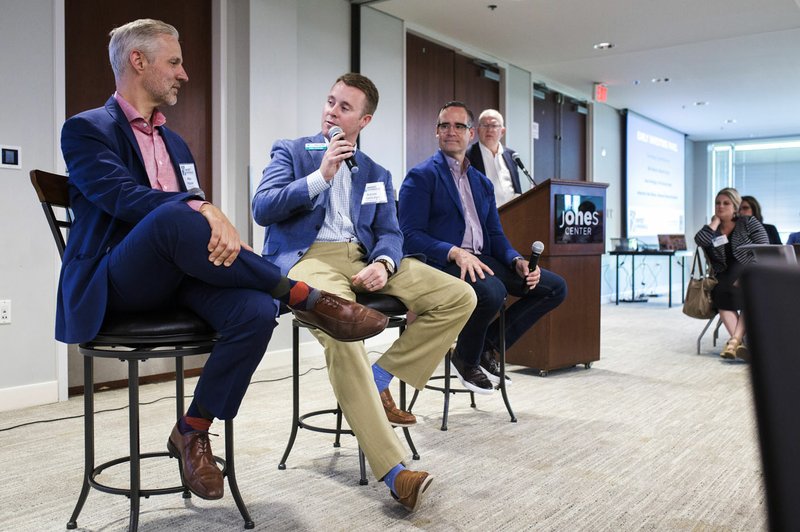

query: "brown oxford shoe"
left=167, top=424, right=224, bottom=500
left=292, top=291, right=388, bottom=342
left=380, top=388, right=416, bottom=427
left=391, top=470, right=433, bottom=512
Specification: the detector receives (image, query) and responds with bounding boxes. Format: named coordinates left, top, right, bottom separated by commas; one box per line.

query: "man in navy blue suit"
left=59, top=19, right=384, bottom=502
left=466, top=109, right=524, bottom=207
left=399, top=101, right=567, bottom=394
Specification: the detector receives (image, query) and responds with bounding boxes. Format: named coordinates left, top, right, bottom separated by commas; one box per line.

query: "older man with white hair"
left=466, top=109, right=524, bottom=206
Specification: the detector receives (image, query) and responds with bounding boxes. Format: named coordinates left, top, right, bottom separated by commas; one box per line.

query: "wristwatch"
left=373, top=258, right=395, bottom=278
left=511, top=256, right=524, bottom=268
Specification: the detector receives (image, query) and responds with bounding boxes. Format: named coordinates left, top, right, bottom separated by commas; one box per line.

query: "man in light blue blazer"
left=253, top=74, right=476, bottom=512
left=400, top=101, right=567, bottom=394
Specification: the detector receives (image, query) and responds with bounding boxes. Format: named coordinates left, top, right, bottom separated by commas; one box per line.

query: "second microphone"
left=522, top=240, right=545, bottom=293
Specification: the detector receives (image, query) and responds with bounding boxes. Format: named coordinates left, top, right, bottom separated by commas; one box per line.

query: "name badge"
left=179, top=163, right=200, bottom=190
left=362, top=182, right=388, bottom=204
left=712, top=234, right=729, bottom=247
left=305, top=142, right=327, bottom=151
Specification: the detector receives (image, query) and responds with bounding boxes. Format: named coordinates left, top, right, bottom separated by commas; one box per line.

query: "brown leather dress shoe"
left=391, top=470, right=433, bottom=511
left=167, top=424, right=224, bottom=500
left=292, top=291, right=388, bottom=342
left=380, top=389, right=416, bottom=426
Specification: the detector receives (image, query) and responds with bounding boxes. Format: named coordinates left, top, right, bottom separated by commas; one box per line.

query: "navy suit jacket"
left=58, top=97, right=199, bottom=343
left=252, top=134, right=404, bottom=275
left=466, top=142, right=522, bottom=195
left=399, top=150, right=520, bottom=269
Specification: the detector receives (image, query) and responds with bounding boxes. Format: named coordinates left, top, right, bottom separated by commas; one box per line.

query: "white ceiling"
left=371, top=0, right=800, bottom=141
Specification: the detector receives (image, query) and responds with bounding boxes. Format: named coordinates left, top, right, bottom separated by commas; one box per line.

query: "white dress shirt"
left=479, top=142, right=518, bottom=206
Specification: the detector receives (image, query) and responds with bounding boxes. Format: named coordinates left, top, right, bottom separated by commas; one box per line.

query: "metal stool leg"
left=398, top=382, right=419, bottom=460
left=498, top=307, right=516, bottom=422
left=279, top=323, right=302, bottom=470
left=357, top=447, right=368, bottom=485
left=175, top=357, right=192, bottom=499
left=224, top=420, right=255, bottom=529
left=127, top=359, right=141, bottom=532
left=66, top=356, right=94, bottom=530
left=441, top=352, right=452, bottom=431
left=334, top=406, right=343, bottom=448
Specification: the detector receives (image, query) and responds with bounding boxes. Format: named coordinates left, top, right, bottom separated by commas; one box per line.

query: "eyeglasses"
left=478, top=124, right=503, bottom=130
left=437, top=122, right=471, bottom=132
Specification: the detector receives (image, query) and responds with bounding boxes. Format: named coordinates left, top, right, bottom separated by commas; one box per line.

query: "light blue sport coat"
left=252, top=133, right=404, bottom=275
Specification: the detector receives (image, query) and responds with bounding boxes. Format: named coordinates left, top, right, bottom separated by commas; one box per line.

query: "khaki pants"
left=288, top=242, right=476, bottom=478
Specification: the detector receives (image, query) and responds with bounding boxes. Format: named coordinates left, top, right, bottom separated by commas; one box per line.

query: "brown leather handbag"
left=683, top=248, right=718, bottom=319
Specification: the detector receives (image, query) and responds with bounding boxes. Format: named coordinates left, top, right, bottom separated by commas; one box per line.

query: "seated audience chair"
left=407, top=304, right=516, bottom=431
left=741, top=263, right=800, bottom=532
left=279, top=292, right=419, bottom=484
left=695, top=247, right=723, bottom=355
left=30, top=169, right=253, bottom=531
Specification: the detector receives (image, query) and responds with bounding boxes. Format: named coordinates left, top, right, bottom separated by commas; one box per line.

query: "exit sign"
left=593, top=83, right=608, bottom=103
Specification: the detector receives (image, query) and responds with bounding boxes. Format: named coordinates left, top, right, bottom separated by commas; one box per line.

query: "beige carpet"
left=0, top=303, right=766, bottom=531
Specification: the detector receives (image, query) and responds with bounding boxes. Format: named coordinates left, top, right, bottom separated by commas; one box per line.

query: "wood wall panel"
left=534, top=90, right=557, bottom=182
left=406, top=33, right=454, bottom=169
left=561, top=100, right=587, bottom=181
left=65, top=1, right=212, bottom=199
left=533, top=88, right=587, bottom=183
left=453, top=54, right=499, bottom=124
left=406, top=33, right=500, bottom=170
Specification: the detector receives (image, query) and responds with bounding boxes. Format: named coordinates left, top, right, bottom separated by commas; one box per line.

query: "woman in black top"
left=739, top=195, right=781, bottom=244
left=694, top=188, right=768, bottom=360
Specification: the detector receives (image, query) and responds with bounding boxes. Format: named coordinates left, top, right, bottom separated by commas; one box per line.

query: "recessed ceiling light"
left=633, top=80, right=640, bottom=85
left=694, top=101, right=709, bottom=106
left=651, top=77, right=670, bottom=83
left=725, top=119, right=737, bottom=124
left=593, top=42, right=614, bottom=50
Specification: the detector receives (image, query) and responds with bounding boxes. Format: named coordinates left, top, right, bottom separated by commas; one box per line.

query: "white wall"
left=360, top=6, right=405, bottom=190
left=503, top=64, right=533, bottom=190
left=247, top=0, right=354, bottom=365
left=0, top=0, right=63, bottom=411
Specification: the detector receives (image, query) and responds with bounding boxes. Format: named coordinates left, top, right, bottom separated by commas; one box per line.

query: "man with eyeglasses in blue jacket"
left=399, top=101, right=567, bottom=395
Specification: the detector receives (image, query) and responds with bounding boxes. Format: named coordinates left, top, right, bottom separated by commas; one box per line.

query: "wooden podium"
left=499, top=179, right=608, bottom=376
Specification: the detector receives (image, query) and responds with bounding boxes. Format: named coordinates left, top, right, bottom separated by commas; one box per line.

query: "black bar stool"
left=408, top=304, right=516, bottom=431
left=278, top=293, right=419, bottom=484
left=30, top=169, right=253, bottom=531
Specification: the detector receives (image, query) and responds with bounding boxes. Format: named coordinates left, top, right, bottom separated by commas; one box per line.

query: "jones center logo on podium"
left=554, top=194, right=605, bottom=244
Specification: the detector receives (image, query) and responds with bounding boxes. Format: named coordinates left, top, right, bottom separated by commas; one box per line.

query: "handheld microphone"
left=511, top=153, right=535, bottom=188
left=327, top=126, right=359, bottom=174
left=522, top=240, right=545, bottom=293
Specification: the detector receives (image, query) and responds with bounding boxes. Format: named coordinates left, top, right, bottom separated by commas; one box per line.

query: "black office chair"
left=279, top=292, right=419, bottom=484
left=30, top=169, right=253, bottom=531
left=741, top=264, right=800, bottom=532
left=407, top=304, right=516, bottom=431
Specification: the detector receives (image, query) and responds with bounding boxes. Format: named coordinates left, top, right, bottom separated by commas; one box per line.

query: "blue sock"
left=372, top=363, right=393, bottom=392
left=384, top=463, right=405, bottom=495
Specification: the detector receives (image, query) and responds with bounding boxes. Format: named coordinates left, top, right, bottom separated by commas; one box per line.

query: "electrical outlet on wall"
left=0, top=300, right=11, bottom=324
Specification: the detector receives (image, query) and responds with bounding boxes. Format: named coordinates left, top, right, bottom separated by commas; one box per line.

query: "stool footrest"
left=298, top=409, right=355, bottom=436
left=89, top=451, right=228, bottom=498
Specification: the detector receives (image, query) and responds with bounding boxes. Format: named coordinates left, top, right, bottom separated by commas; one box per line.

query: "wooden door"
left=65, top=1, right=213, bottom=199
left=406, top=33, right=500, bottom=171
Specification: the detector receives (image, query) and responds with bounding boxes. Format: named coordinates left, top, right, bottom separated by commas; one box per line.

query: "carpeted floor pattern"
left=0, top=303, right=766, bottom=531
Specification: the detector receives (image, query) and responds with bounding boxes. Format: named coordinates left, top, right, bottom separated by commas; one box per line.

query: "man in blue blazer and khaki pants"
left=253, top=74, right=476, bottom=512
left=59, top=19, right=384, bottom=504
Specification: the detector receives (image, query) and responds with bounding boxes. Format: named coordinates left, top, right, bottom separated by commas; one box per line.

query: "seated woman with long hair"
left=694, top=187, right=768, bottom=360
left=739, top=195, right=781, bottom=244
